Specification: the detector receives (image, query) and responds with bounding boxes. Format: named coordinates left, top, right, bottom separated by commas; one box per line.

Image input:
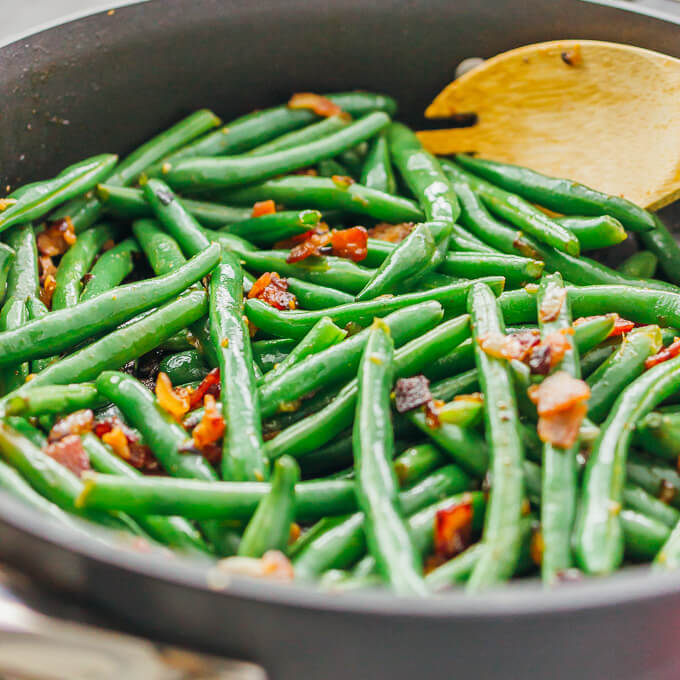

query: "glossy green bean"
left=554, top=215, right=627, bottom=250
left=210, top=256, right=268, bottom=481
left=161, top=112, right=390, bottom=191
left=622, top=482, right=680, bottom=529
left=581, top=342, right=618, bottom=378
left=393, top=444, right=447, bottom=488
left=639, top=213, right=680, bottom=286
left=158, top=350, right=208, bottom=386
left=317, top=158, right=352, bottom=178
left=360, top=132, right=395, bottom=194
left=439, top=252, right=543, bottom=288
left=635, top=412, right=680, bottom=463
left=0, top=298, right=29, bottom=394
left=219, top=176, right=424, bottom=223
left=245, top=277, right=503, bottom=339
left=575, top=355, right=680, bottom=574
left=252, top=338, right=296, bottom=373
left=78, top=473, right=357, bottom=522
left=0, top=154, right=118, bottom=233
left=80, top=237, right=139, bottom=302
left=466, top=282, right=525, bottom=590
left=81, top=433, right=211, bottom=555
left=455, top=154, right=655, bottom=232
left=257, top=301, right=443, bottom=418
left=238, top=456, right=299, bottom=557
left=285, top=278, right=354, bottom=309
left=621, top=510, right=670, bottom=562
left=5, top=225, right=38, bottom=301
left=0, top=243, right=15, bottom=307
left=54, top=110, right=221, bottom=232
left=220, top=209, right=321, bottom=246
left=587, top=326, right=662, bottom=423
left=248, top=116, right=350, bottom=156
left=617, top=250, right=658, bottom=279
left=4, top=384, right=106, bottom=416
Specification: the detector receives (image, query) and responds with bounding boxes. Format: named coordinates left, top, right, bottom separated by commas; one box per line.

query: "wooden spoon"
left=418, top=40, right=680, bottom=211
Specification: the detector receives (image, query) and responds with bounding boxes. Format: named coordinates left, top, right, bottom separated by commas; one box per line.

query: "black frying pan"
left=2, top=2, right=680, bottom=678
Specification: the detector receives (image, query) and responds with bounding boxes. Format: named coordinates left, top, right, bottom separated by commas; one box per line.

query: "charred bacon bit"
left=528, top=370, right=591, bottom=417
left=561, top=44, right=583, bottom=66
left=247, top=271, right=297, bottom=310
left=330, top=226, right=368, bottom=262
left=93, top=416, right=158, bottom=470
left=48, top=409, right=94, bottom=442
left=43, top=434, right=90, bottom=477
left=156, top=371, right=191, bottom=420
left=286, top=230, right=333, bottom=263
left=331, top=174, right=355, bottom=189
left=645, top=337, right=680, bottom=370
left=188, top=368, right=221, bottom=410
left=538, top=286, right=567, bottom=323
left=366, top=222, right=414, bottom=244
left=527, top=329, right=573, bottom=375
left=424, top=399, right=444, bottom=429
left=433, top=499, right=473, bottom=561
left=38, top=255, right=57, bottom=285
left=102, top=426, right=131, bottom=460
left=479, top=329, right=540, bottom=362
left=36, top=217, right=76, bottom=256
left=537, top=401, right=588, bottom=449
left=288, top=93, right=349, bottom=120
left=394, top=375, right=432, bottom=414
left=192, top=394, right=226, bottom=450
left=251, top=200, right=276, bottom=217
left=40, top=274, right=57, bottom=309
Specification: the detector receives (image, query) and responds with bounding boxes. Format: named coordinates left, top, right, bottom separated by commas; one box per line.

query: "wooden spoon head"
left=418, top=40, right=680, bottom=210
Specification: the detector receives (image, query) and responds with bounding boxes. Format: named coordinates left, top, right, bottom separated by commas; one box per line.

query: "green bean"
left=575, top=355, right=680, bottom=574
left=210, top=256, right=268, bottom=481
left=617, top=250, right=658, bottom=279
left=143, top=179, right=210, bottom=256
left=264, top=312, right=469, bottom=461
left=394, top=444, right=447, bottom=487
left=622, top=482, right=680, bottom=529
left=245, top=277, right=503, bottom=339
left=52, top=223, right=119, bottom=310
left=0, top=155, right=118, bottom=233
left=294, top=468, right=472, bottom=580
left=5, top=225, right=38, bottom=302
left=219, top=176, right=424, bottom=223
left=429, top=369, right=480, bottom=401
left=285, top=278, right=354, bottom=310
left=248, top=116, right=350, bottom=156
left=352, top=320, right=426, bottom=594
left=626, top=453, right=680, bottom=511
left=153, top=93, right=396, bottom=167
left=581, top=342, right=618, bottom=378
left=78, top=473, right=357, bottom=522
left=554, top=215, right=627, bottom=251
left=0, top=244, right=15, bottom=307
left=387, top=122, right=459, bottom=222
left=0, top=297, right=29, bottom=394
left=252, top=338, right=296, bottom=373
left=653, top=516, right=680, bottom=570
left=161, top=112, right=390, bottom=191
left=98, top=184, right=252, bottom=226
left=54, top=110, right=221, bottom=232
left=261, top=317, right=346, bottom=385
left=499, top=284, right=680, bottom=329
left=220, top=210, right=322, bottom=246
left=437, top=398, right=484, bottom=427
left=466, top=282, right=525, bottom=590
left=621, top=510, right=670, bottom=562
left=238, top=456, right=299, bottom=557
left=11, top=290, right=208, bottom=392
left=317, top=159, right=352, bottom=178
left=442, top=160, right=579, bottom=255
left=3, top=384, right=105, bottom=416
left=81, top=433, right=211, bottom=555
left=258, top=301, right=443, bottom=418
left=439, top=252, right=543, bottom=288
left=0, top=242, right=219, bottom=368
left=80, top=237, right=139, bottom=302
left=639, top=213, right=680, bottom=286
left=535, top=273, right=579, bottom=583
left=337, top=146, right=367, bottom=177
left=587, top=326, right=662, bottom=423
left=635, top=412, right=680, bottom=464
left=454, top=154, right=655, bottom=232
left=0, top=421, right=139, bottom=532
left=360, top=132, right=395, bottom=194
left=158, top=350, right=208, bottom=386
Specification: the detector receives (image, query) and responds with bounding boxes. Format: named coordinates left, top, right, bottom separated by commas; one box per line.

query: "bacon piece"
left=367, top=222, right=414, bottom=243
left=95, top=417, right=158, bottom=471
left=156, top=371, right=191, bottom=420
left=538, top=286, right=567, bottom=323
left=645, top=338, right=680, bottom=369
left=286, top=231, right=333, bottom=263
left=574, top=313, right=633, bottom=338
left=252, top=200, right=276, bottom=217
left=43, top=434, right=90, bottom=477
left=424, top=399, right=444, bottom=429
left=528, top=370, right=591, bottom=416
left=478, top=329, right=540, bottom=362
left=434, top=499, right=474, bottom=561
left=394, top=375, right=432, bottom=414
left=527, top=329, right=573, bottom=375
left=48, top=409, right=94, bottom=442
left=36, top=217, right=76, bottom=256
left=40, top=274, right=57, bottom=308
left=247, top=271, right=297, bottom=310
left=330, top=226, right=367, bottom=262
left=537, top=401, right=588, bottom=449
left=102, top=426, right=132, bottom=460
left=192, top=394, right=226, bottom=450
left=188, top=368, right=221, bottom=410
left=288, top=93, right=349, bottom=119
left=38, top=255, right=56, bottom=285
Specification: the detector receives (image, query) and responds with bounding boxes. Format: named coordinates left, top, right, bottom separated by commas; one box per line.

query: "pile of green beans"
left=1, top=88, right=680, bottom=596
